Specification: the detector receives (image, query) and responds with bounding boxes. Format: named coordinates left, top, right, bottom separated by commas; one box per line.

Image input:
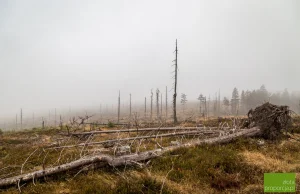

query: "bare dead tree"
left=218, top=89, right=221, bottom=116
left=32, top=112, right=35, bottom=127
left=20, top=108, right=22, bottom=130
left=166, top=86, right=168, bottom=119
left=207, top=95, right=210, bottom=118
left=144, top=97, right=146, bottom=119
left=48, top=110, right=51, bottom=126
left=42, top=117, right=44, bottom=129
left=118, top=91, right=120, bottom=123
left=156, top=89, right=160, bottom=119
left=55, top=108, right=57, bottom=128
left=100, top=104, right=102, bottom=116
left=161, top=93, right=163, bottom=119
left=15, top=114, right=17, bottom=130
left=59, top=115, right=63, bottom=130
left=173, top=39, right=178, bottom=124
left=150, top=89, right=153, bottom=121
left=129, top=93, right=132, bottom=118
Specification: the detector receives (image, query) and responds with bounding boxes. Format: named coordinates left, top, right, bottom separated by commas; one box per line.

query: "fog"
left=0, top=0, right=299, bottom=126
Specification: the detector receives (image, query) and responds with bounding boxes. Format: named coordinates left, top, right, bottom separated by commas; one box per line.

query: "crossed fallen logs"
left=0, top=127, right=260, bottom=188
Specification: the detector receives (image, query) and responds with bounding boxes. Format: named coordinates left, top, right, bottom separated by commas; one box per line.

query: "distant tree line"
left=222, top=85, right=300, bottom=115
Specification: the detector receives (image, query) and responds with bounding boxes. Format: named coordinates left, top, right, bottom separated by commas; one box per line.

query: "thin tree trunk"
left=150, top=90, right=153, bottom=121
left=118, top=91, right=120, bottom=123
left=173, top=40, right=178, bottom=124
left=166, top=86, right=168, bottom=119
left=144, top=97, right=146, bottom=119
left=130, top=94, right=132, bottom=118
left=156, top=89, right=159, bottom=119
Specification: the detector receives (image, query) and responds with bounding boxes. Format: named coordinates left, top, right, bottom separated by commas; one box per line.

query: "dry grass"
left=241, top=150, right=300, bottom=172
left=1, top=118, right=300, bottom=193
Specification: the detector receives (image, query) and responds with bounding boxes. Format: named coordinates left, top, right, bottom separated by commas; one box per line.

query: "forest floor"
left=0, top=117, right=300, bottom=194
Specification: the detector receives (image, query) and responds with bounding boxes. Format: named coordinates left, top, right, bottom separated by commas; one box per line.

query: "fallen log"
left=60, top=126, right=228, bottom=136
left=0, top=127, right=260, bottom=188
left=50, top=130, right=221, bottom=149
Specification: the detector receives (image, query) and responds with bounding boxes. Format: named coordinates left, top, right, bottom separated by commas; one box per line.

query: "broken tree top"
left=247, top=102, right=292, bottom=139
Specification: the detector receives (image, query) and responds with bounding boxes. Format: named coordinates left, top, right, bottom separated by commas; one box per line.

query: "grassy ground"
left=0, top=118, right=300, bottom=193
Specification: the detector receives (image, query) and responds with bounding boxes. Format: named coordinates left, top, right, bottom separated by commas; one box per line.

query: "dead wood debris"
left=245, top=102, right=293, bottom=140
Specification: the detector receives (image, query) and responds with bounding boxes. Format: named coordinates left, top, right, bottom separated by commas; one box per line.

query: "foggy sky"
left=0, top=0, right=299, bottom=117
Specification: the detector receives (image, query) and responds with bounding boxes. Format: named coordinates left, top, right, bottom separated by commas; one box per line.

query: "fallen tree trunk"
left=0, top=127, right=260, bottom=188
left=50, top=130, right=221, bottom=149
left=61, top=126, right=228, bottom=136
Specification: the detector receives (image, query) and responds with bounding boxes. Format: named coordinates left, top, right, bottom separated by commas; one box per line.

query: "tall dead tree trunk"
left=130, top=93, right=132, bottom=118
left=48, top=110, right=50, bottom=126
left=161, top=93, right=163, bottom=119
left=166, top=86, right=168, bottom=119
left=15, top=114, right=18, bottom=130
left=150, top=89, right=153, bottom=121
left=20, top=108, right=23, bottom=130
left=144, top=97, right=146, bottom=119
left=156, top=89, right=160, bottom=119
left=173, top=39, right=178, bottom=124
left=42, top=117, right=45, bottom=129
left=55, top=108, right=57, bottom=128
left=32, top=112, right=35, bottom=127
left=118, top=91, right=120, bottom=123
left=59, top=115, right=62, bottom=130
left=218, top=89, right=221, bottom=116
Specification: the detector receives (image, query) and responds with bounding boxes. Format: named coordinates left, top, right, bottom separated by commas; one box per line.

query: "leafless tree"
left=129, top=93, right=132, bottom=118
left=20, top=108, right=22, bottom=130
left=144, top=97, right=146, bottom=119
left=166, top=86, right=168, bottom=119
left=172, top=39, right=178, bottom=124
left=15, top=114, right=17, bottom=130
left=55, top=108, right=57, bottom=127
left=150, top=89, right=153, bottom=121
left=156, top=89, right=160, bottom=119
left=161, top=93, right=163, bottom=119
left=118, top=91, right=120, bottom=123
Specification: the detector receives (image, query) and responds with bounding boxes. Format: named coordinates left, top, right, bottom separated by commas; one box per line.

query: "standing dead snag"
left=150, top=89, right=153, bottom=121
left=161, top=93, right=163, bottom=119
left=20, top=108, right=23, bottom=130
left=144, top=97, right=147, bottom=119
left=118, top=91, right=120, bottom=123
left=129, top=93, right=132, bottom=118
left=156, top=89, right=160, bottom=119
left=173, top=39, right=178, bottom=124
left=166, top=86, right=168, bottom=119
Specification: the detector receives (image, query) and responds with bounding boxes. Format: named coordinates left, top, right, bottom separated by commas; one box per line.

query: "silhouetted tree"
left=181, top=93, right=187, bottom=114
left=240, top=90, right=246, bottom=114
left=172, top=39, right=178, bottom=124
left=223, top=97, right=230, bottom=114
left=231, top=87, right=239, bottom=115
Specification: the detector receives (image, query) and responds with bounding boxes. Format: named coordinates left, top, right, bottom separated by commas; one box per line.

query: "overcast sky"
left=0, top=0, right=299, bottom=117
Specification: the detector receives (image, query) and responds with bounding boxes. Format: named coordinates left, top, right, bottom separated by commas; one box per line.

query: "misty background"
left=0, top=0, right=299, bottom=129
